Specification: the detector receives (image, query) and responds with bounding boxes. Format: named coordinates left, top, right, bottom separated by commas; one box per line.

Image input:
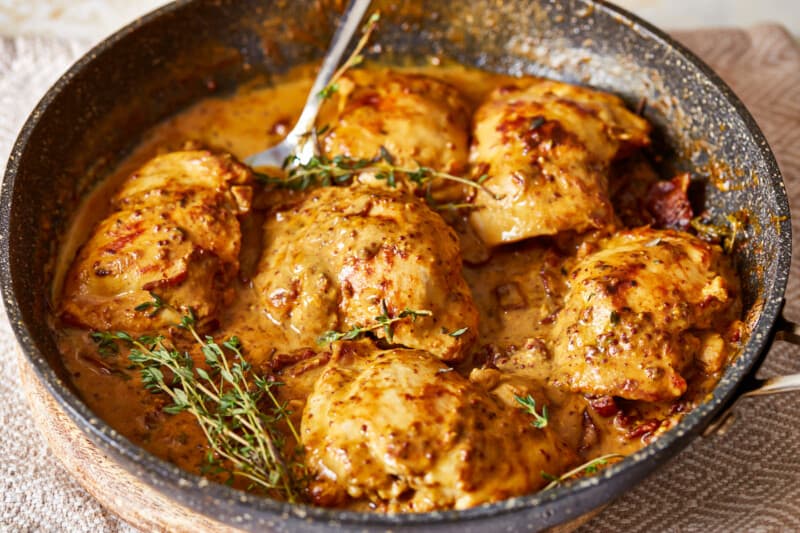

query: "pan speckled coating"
left=0, top=0, right=791, bottom=531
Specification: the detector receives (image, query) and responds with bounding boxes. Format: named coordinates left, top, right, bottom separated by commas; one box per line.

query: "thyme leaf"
left=514, top=394, right=549, bottom=429
left=318, top=300, right=432, bottom=345
left=319, top=82, right=339, bottom=100
left=443, top=326, right=470, bottom=337
left=90, top=331, right=121, bottom=357
left=133, top=291, right=166, bottom=317
left=690, top=212, right=746, bottom=253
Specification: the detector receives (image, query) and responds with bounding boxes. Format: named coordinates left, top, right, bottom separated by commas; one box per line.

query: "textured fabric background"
left=1, top=25, right=798, bottom=532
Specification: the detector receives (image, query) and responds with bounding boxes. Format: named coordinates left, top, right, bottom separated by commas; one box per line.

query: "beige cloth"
left=1, top=25, right=798, bottom=532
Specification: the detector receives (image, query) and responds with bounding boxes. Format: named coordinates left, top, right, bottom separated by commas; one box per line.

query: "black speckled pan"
left=1, top=0, right=795, bottom=531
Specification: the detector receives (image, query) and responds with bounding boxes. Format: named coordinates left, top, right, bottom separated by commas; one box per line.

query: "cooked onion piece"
left=469, top=80, right=651, bottom=246
left=253, top=184, right=478, bottom=361
left=301, top=342, right=575, bottom=511
left=550, top=228, right=741, bottom=402
left=60, top=150, right=253, bottom=333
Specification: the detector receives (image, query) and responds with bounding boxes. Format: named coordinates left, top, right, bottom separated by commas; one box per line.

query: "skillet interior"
left=0, top=0, right=791, bottom=530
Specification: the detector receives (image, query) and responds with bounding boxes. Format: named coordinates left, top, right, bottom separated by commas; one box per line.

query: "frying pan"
left=1, top=0, right=797, bottom=531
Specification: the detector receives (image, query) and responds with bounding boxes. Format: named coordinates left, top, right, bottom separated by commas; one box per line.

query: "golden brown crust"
left=253, top=184, right=478, bottom=361
left=550, top=227, right=741, bottom=401
left=469, top=79, right=651, bottom=246
left=320, top=69, right=471, bottom=200
left=59, top=150, right=253, bottom=333
left=53, top=64, right=746, bottom=514
left=301, top=342, right=575, bottom=511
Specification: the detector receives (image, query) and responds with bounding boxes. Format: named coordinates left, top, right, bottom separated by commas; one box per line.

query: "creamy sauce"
left=53, top=62, right=738, bottom=506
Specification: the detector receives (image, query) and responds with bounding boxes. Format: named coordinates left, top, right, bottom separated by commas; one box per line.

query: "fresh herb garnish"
left=540, top=453, right=624, bottom=491
left=690, top=212, right=745, bottom=253
left=319, top=11, right=381, bottom=99
left=92, top=294, right=306, bottom=502
left=319, top=82, right=339, bottom=100
left=529, top=116, right=545, bottom=130
left=514, top=394, right=549, bottom=429
left=257, top=148, right=500, bottom=201
left=133, top=291, right=166, bottom=317
left=90, top=331, right=122, bottom=357
left=443, top=326, right=470, bottom=337
left=318, top=299, right=432, bottom=345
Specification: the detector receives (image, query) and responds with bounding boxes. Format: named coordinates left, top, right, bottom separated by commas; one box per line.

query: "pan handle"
left=703, top=313, right=800, bottom=436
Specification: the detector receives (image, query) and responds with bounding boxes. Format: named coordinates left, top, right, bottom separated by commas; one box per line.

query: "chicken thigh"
left=469, top=80, right=651, bottom=246
left=301, top=342, right=574, bottom=511
left=320, top=70, right=471, bottom=200
left=254, top=184, right=478, bottom=361
left=60, top=150, right=253, bottom=332
left=550, top=228, right=740, bottom=401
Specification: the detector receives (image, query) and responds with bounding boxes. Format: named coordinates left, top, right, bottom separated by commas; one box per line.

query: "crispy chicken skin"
left=301, top=342, right=574, bottom=511
left=254, top=184, right=478, bottom=361
left=60, top=150, right=253, bottom=332
left=469, top=80, right=651, bottom=246
left=550, top=228, right=740, bottom=402
left=320, top=70, right=471, bottom=199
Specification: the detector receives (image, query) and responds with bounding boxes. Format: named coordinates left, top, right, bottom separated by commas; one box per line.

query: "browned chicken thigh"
left=254, top=184, right=478, bottom=361
left=469, top=80, right=651, bottom=246
left=60, top=150, right=253, bottom=332
left=301, top=342, right=574, bottom=511
left=550, top=228, right=740, bottom=401
left=320, top=70, right=471, bottom=199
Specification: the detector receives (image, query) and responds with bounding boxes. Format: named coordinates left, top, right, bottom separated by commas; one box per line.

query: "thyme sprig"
left=318, top=299, right=432, bottom=345
left=690, top=213, right=745, bottom=253
left=319, top=11, right=381, bottom=99
left=540, top=453, right=624, bottom=491
left=514, top=394, right=549, bottom=429
left=91, top=294, right=305, bottom=502
left=256, top=149, right=499, bottom=200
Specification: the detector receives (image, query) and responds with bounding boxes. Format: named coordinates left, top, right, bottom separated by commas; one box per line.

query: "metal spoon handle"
left=246, top=0, right=372, bottom=168
left=287, top=0, right=372, bottom=150
left=703, top=312, right=800, bottom=436
left=743, top=374, right=800, bottom=397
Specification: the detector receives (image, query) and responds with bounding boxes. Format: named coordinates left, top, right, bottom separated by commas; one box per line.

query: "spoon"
left=245, top=0, right=372, bottom=169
